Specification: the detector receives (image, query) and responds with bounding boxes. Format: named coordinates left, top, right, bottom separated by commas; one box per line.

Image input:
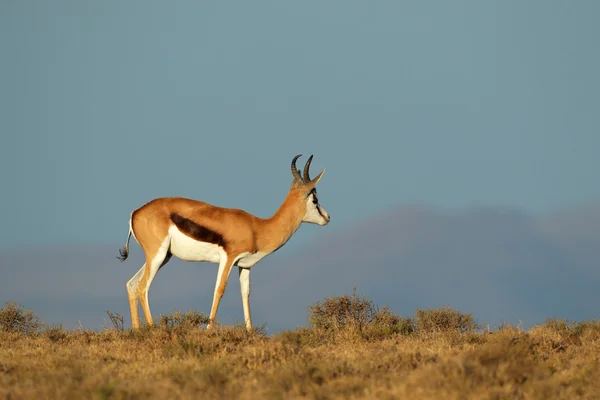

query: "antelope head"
left=290, top=154, right=330, bottom=226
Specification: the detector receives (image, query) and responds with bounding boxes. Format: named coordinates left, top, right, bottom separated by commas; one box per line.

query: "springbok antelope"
left=117, top=154, right=330, bottom=331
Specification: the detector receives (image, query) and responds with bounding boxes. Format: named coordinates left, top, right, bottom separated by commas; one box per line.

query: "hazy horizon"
left=2, top=201, right=599, bottom=333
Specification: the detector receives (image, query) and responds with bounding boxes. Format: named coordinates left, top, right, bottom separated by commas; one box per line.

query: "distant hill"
left=1, top=203, right=599, bottom=332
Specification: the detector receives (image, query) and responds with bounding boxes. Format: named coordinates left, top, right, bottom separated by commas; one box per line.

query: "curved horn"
left=303, top=155, right=313, bottom=183
left=291, top=154, right=303, bottom=183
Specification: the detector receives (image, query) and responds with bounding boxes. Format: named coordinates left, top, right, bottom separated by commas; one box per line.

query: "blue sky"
left=2, top=0, right=599, bottom=251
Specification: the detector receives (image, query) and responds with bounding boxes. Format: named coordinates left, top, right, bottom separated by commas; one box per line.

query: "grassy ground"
left=1, top=292, right=599, bottom=399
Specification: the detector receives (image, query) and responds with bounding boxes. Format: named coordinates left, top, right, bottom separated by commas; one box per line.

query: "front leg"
left=207, top=256, right=235, bottom=330
left=238, top=266, right=252, bottom=331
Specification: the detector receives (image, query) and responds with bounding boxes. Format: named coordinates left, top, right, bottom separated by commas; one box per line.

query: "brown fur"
left=131, top=188, right=310, bottom=256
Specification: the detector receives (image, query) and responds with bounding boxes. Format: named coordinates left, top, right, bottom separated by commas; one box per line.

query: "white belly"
left=168, top=226, right=223, bottom=263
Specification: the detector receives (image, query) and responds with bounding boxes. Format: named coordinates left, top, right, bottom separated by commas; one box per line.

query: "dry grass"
left=1, top=298, right=600, bottom=399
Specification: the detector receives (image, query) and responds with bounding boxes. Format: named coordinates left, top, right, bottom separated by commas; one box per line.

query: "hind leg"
left=137, top=239, right=171, bottom=326
left=126, top=264, right=146, bottom=329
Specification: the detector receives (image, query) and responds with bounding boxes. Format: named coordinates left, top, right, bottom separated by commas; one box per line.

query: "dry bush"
left=308, top=288, right=415, bottom=341
left=363, top=305, right=416, bottom=339
left=309, top=288, right=377, bottom=330
left=0, top=301, right=42, bottom=336
left=541, top=317, right=600, bottom=338
left=308, top=292, right=481, bottom=341
left=43, top=324, right=70, bottom=343
left=159, top=309, right=210, bottom=331
left=415, top=305, right=480, bottom=334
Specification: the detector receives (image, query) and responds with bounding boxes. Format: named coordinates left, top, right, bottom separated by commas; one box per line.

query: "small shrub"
left=0, top=301, right=42, bottom=336
left=44, top=324, right=69, bottom=343
left=415, top=305, right=480, bottom=334
left=367, top=306, right=416, bottom=338
left=308, top=288, right=414, bottom=340
left=160, top=309, right=210, bottom=331
left=309, top=288, right=376, bottom=331
left=349, top=306, right=417, bottom=341
left=542, top=317, right=600, bottom=338
left=542, top=318, right=577, bottom=337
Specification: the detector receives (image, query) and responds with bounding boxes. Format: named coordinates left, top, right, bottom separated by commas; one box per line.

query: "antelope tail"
left=117, top=217, right=134, bottom=262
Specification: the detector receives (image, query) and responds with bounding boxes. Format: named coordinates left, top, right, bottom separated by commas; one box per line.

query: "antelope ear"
left=305, top=169, right=324, bottom=191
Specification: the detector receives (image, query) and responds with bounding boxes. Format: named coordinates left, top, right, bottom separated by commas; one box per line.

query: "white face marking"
left=236, top=251, right=270, bottom=268
left=168, top=225, right=223, bottom=263
left=303, top=191, right=330, bottom=225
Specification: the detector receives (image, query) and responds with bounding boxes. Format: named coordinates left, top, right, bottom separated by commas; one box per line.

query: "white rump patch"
left=168, top=225, right=223, bottom=263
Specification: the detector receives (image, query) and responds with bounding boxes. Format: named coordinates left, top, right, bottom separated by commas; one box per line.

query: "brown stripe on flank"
left=170, top=213, right=227, bottom=248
